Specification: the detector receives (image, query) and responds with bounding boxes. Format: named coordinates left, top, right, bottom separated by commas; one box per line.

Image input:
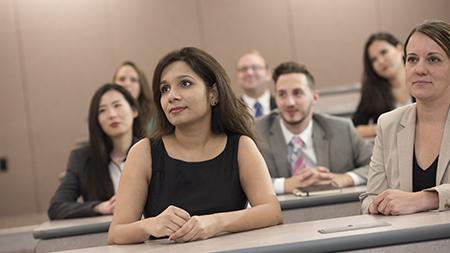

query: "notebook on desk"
left=293, top=184, right=342, bottom=197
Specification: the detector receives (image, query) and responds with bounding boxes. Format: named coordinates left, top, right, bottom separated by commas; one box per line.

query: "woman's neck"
left=417, top=94, right=450, bottom=125
left=174, top=123, right=213, bottom=150
left=171, top=110, right=218, bottom=150
left=110, top=131, right=133, bottom=164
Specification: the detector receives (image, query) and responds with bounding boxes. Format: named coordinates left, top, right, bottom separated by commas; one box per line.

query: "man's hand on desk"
left=94, top=195, right=116, bottom=214
left=330, top=173, right=355, bottom=188
left=284, top=167, right=334, bottom=193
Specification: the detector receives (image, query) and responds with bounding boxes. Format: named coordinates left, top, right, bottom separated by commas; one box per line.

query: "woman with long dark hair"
left=353, top=32, right=411, bottom=138
left=108, top=47, right=282, bottom=244
left=48, top=84, right=144, bottom=219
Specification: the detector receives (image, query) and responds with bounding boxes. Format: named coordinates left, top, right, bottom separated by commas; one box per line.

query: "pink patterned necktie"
left=289, top=136, right=305, bottom=176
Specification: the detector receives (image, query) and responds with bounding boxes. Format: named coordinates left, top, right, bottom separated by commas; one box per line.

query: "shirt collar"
left=280, top=118, right=314, bottom=148
left=242, top=89, right=270, bottom=106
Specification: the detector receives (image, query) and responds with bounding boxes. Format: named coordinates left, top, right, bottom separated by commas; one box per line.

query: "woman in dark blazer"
left=48, top=84, right=144, bottom=219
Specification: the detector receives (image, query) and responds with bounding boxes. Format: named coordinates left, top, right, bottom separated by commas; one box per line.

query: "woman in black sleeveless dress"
left=108, top=47, right=282, bottom=244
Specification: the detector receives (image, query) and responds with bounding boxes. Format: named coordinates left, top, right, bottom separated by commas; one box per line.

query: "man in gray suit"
left=256, top=61, right=373, bottom=194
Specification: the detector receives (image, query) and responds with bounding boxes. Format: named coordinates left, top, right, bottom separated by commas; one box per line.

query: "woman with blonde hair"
left=113, top=61, right=155, bottom=135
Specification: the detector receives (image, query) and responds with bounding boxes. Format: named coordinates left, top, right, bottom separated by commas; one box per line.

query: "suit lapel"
left=268, top=115, right=291, bottom=177
left=312, top=116, right=330, bottom=168
left=397, top=106, right=416, bottom=191
left=437, top=108, right=450, bottom=184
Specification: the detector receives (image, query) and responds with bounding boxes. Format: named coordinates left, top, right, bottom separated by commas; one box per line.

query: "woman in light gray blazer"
left=361, top=20, right=450, bottom=215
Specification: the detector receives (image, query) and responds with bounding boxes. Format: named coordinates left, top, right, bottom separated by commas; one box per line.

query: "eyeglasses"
left=237, top=65, right=266, bottom=73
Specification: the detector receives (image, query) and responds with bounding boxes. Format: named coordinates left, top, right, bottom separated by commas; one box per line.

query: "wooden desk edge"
left=32, top=221, right=111, bottom=239
left=219, top=222, right=450, bottom=253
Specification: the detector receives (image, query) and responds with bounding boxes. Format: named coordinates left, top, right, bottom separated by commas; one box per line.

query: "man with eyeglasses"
left=236, top=50, right=276, bottom=118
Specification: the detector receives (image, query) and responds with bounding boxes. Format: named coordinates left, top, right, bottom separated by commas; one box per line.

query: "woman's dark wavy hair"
left=151, top=47, right=256, bottom=141
left=113, top=61, right=154, bottom=136
left=353, top=32, right=401, bottom=125
left=85, top=83, right=144, bottom=200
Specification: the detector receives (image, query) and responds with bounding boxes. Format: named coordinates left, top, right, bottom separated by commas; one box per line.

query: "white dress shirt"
left=242, top=90, right=272, bottom=117
left=109, top=161, right=124, bottom=193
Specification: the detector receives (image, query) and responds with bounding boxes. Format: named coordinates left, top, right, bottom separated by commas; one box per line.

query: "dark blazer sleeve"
left=47, top=147, right=101, bottom=220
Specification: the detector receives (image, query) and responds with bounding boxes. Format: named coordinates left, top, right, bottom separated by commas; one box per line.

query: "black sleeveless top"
left=412, top=152, right=438, bottom=192
left=143, top=134, right=248, bottom=218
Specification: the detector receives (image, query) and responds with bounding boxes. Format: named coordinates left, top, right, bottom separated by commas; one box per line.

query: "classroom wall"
left=0, top=0, right=449, bottom=217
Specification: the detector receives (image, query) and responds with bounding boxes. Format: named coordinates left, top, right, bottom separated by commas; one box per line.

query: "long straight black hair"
left=353, top=32, right=401, bottom=125
left=84, top=84, right=144, bottom=200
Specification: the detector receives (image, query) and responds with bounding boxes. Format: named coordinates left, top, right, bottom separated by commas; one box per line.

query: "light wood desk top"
left=32, top=186, right=366, bottom=240
left=0, top=225, right=38, bottom=253
left=32, top=215, right=112, bottom=239
left=54, top=211, right=450, bottom=253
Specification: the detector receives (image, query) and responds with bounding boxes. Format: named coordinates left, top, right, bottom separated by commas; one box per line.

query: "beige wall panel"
left=0, top=0, right=37, bottom=216
left=289, top=0, right=378, bottom=88
left=200, top=0, right=293, bottom=94
left=378, top=0, right=450, bottom=42
left=16, top=0, right=114, bottom=212
left=1, top=0, right=449, bottom=218
left=108, top=0, right=202, bottom=82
